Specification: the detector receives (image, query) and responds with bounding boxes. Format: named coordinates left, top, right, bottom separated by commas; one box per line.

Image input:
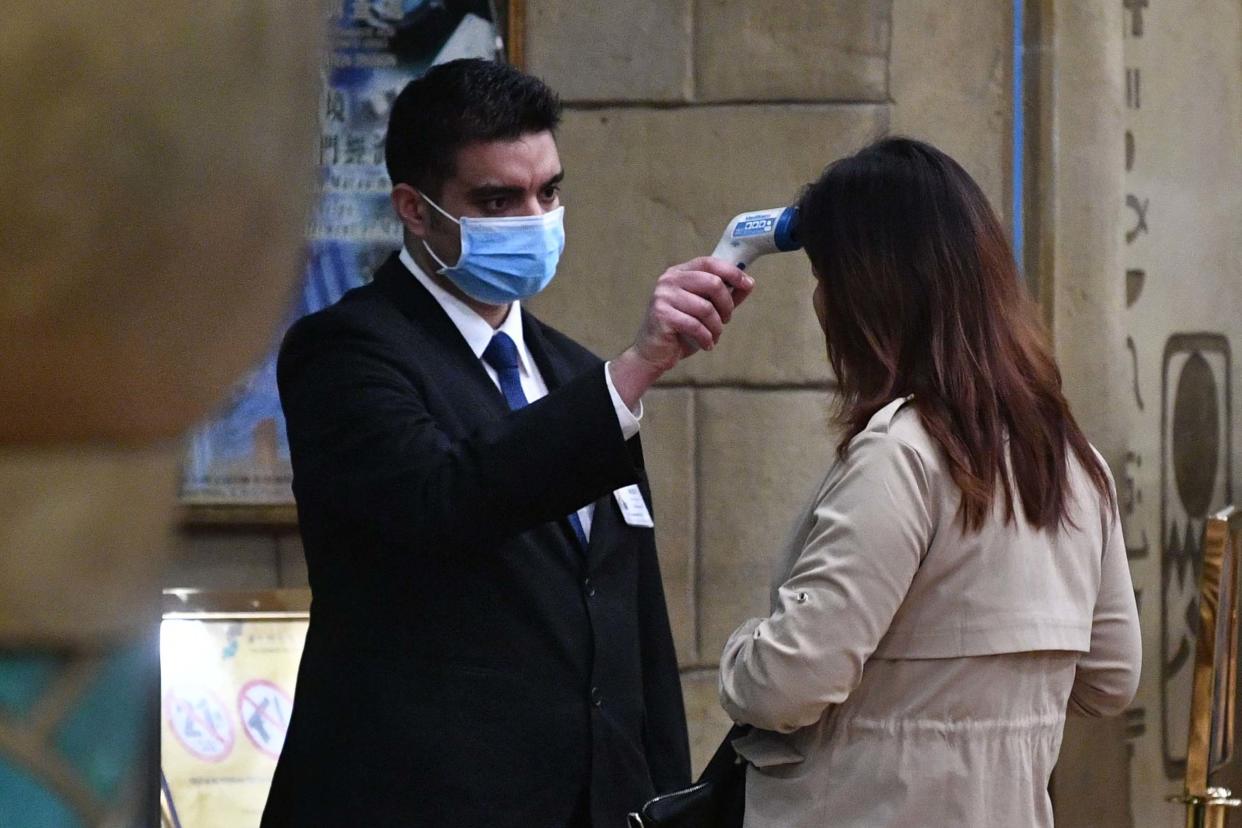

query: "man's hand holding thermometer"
left=609, top=206, right=802, bottom=409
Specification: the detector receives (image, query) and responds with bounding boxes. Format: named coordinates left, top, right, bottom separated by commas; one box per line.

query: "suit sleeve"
left=634, top=473, right=692, bottom=790
left=718, top=434, right=932, bottom=733
left=278, top=315, right=642, bottom=549
left=1068, top=484, right=1142, bottom=717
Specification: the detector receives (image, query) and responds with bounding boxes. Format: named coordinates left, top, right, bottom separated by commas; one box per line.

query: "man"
left=262, top=58, right=752, bottom=827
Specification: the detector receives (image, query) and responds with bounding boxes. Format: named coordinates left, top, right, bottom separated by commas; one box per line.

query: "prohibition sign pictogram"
left=238, top=679, right=293, bottom=759
left=164, top=686, right=234, bottom=763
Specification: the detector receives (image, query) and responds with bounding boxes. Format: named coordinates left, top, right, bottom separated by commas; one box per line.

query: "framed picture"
left=180, top=0, right=527, bottom=526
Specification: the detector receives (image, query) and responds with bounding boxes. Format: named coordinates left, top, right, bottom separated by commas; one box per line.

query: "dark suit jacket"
left=261, top=253, right=691, bottom=827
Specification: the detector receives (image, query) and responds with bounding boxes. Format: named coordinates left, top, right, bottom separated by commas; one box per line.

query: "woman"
left=718, top=138, right=1141, bottom=827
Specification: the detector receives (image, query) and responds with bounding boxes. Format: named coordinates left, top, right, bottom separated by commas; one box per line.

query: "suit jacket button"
left=591, top=686, right=603, bottom=707
left=584, top=578, right=596, bottom=597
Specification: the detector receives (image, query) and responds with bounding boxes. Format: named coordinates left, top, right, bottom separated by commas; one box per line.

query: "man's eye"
left=541, top=186, right=561, bottom=201
left=483, top=198, right=508, bottom=213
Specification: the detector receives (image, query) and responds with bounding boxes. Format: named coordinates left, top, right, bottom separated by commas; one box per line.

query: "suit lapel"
left=372, top=253, right=509, bottom=421
left=523, top=310, right=622, bottom=569
left=584, top=486, right=627, bottom=572
left=521, top=309, right=573, bottom=393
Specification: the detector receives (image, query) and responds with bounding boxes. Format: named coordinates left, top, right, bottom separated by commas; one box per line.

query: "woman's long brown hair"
left=798, top=137, right=1112, bottom=531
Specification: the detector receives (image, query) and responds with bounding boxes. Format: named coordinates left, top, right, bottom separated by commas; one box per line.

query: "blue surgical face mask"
left=420, top=193, right=565, bottom=305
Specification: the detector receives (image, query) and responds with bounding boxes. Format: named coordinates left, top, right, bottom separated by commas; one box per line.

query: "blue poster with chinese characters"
left=182, top=1, right=500, bottom=507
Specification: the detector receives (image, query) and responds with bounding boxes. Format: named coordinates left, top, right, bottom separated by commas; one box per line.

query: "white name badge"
left=613, top=484, right=654, bottom=528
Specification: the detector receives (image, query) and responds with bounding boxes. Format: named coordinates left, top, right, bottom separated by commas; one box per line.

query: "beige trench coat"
left=719, top=398, right=1141, bottom=828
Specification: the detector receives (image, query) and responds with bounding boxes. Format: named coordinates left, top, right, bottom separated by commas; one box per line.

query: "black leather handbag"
left=627, top=725, right=748, bottom=828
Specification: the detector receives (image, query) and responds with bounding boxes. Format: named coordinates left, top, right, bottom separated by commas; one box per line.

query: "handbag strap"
left=697, top=724, right=751, bottom=783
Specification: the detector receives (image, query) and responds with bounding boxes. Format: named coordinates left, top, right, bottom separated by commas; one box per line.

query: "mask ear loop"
left=418, top=191, right=462, bottom=271
left=422, top=239, right=453, bottom=272
left=419, top=191, right=460, bottom=225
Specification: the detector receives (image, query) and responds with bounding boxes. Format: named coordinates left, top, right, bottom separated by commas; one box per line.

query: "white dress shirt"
left=399, top=246, right=642, bottom=542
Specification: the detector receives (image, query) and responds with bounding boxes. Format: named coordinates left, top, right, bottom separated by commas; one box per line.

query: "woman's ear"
left=813, top=276, right=829, bottom=335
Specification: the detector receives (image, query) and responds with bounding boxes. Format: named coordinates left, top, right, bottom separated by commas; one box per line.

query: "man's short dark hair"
left=385, top=58, right=562, bottom=195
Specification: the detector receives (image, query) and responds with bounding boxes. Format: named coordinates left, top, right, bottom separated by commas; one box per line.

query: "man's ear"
left=391, top=183, right=430, bottom=239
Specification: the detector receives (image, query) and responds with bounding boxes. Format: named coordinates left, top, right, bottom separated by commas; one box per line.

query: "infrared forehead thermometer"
left=679, top=206, right=801, bottom=353
left=710, top=206, right=801, bottom=270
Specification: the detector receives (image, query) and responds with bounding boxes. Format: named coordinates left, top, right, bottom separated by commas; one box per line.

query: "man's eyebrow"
left=466, top=183, right=524, bottom=200
left=465, top=171, right=565, bottom=201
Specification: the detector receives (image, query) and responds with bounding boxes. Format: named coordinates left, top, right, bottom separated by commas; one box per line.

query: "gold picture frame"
left=506, top=0, right=527, bottom=69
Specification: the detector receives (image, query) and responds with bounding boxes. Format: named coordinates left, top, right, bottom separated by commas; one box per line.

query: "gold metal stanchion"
left=1169, top=508, right=1242, bottom=827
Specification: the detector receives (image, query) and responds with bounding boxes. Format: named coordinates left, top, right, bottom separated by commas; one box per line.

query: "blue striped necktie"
left=482, top=332, right=590, bottom=550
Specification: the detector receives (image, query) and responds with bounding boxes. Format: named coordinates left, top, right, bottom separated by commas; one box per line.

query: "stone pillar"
left=1023, top=3, right=1131, bottom=825
left=1030, top=0, right=1128, bottom=464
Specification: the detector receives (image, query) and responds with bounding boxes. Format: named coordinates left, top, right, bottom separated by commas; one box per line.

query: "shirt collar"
left=399, top=246, right=533, bottom=376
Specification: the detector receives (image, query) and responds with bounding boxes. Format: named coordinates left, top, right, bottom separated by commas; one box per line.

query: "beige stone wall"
left=890, top=0, right=1012, bottom=224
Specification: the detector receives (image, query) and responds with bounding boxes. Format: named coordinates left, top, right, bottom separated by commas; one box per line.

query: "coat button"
left=591, top=686, right=603, bottom=707
left=584, top=577, right=596, bottom=598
